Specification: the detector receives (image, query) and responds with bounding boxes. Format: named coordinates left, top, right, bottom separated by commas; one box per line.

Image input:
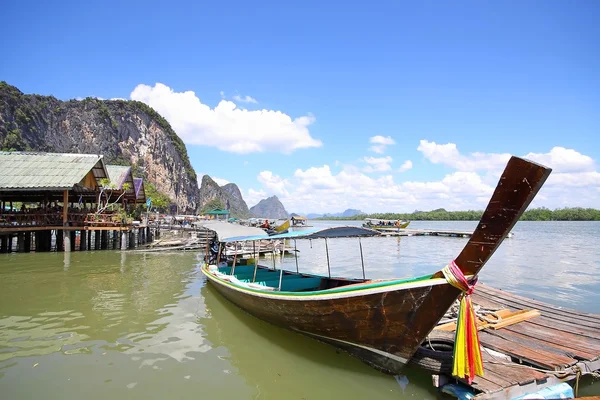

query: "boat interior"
left=215, top=264, right=365, bottom=292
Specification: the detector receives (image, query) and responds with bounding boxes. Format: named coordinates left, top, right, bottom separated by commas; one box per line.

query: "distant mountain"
left=221, top=183, right=251, bottom=217
left=303, top=209, right=365, bottom=219
left=198, top=175, right=251, bottom=218
left=339, top=209, right=364, bottom=217
left=250, top=196, right=289, bottom=219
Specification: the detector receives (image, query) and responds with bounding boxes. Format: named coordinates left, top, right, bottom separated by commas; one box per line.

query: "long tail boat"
left=363, top=218, right=411, bottom=230
left=201, top=156, right=551, bottom=375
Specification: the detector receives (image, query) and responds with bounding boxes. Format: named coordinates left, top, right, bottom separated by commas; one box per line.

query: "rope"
left=441, top=260, right=484, bottom=384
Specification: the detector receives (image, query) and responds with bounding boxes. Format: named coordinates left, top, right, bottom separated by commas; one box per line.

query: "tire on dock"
left=409, top=331, right=454, bottom=374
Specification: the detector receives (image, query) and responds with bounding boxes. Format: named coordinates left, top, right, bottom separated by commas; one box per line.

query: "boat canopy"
left=217, top=226, right=381, bottom=243
left=200, top=221, right=268, bottom=242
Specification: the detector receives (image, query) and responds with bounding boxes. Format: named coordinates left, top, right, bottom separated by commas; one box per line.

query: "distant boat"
left=201, top=156, right=551, bottom=375
left=363, top=218, right=410, bottom=230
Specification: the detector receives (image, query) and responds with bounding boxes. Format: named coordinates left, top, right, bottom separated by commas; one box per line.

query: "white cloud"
left=398, top=160, right=413, bottom=173
left=212, top=177, right=230, bottom=186
left=243, top=188, right=267, bottom=208
left=370, top=135, right=395, bottom=145
left=369, top=135, right=396, bottom=154
left=363, top=156, right=393, bottom=172
left=257, top=171, right=289, bottom=196
left=524, top=147, right=595, bottom=173
left=130, top=83, right=321, bottom=154
left=232, top=94, right=258, bottom=104
left=242, top=142, right=599, bottom=213
left=417, top=140, right=511, bottom=171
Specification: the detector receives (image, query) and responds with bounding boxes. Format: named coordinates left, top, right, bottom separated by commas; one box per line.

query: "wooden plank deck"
left=439, top=284, right=600, bottom=399
left=380, top=228, right=514, bottom=238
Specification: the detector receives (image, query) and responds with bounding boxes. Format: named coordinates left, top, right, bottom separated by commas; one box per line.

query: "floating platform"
left=380, top=228, right=514, bottom=238
left=423, top=283, right=600, bottom=399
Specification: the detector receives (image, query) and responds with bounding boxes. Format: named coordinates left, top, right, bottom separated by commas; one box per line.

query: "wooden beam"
left=63, top=190, right=69, bottom=226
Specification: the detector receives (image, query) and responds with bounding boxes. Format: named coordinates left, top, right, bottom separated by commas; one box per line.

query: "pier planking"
left=428, top=283, right=600, bottom=399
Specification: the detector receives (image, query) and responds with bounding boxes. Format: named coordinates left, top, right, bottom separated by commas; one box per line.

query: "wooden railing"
left=0, top=212, right=128, bottom=228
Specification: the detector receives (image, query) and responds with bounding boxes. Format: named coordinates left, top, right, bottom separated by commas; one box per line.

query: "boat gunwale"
left=201, top=263, right=463, bottom=300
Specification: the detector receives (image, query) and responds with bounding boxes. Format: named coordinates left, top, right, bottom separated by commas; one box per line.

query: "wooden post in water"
left=63, top=190, right=71, bottom=252
left=204, top=229, right=210, bottom=263
left=17, top=233, right=25, bottom=252
left=101, top=230, right=108, bottom=250
left=70, top=231, right=76, bottom=251
left=0, top=235, right=8, bottom=253
left=359, top=238, right=365, bottom=280
left=24, top=232, right=31, bottom=253
left=80, top=229, right=87, bottom=251
left=34, top=231, right=41, bottom=252
left=56, top=230, right=64, bottom=252
left=325, top=238, right=331, bottom=278
left=128, top=230, right=135, bottom=249
left=121, top=231, right=127, bottom=249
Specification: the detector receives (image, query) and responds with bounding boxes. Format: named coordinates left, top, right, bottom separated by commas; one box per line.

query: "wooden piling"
left=0, top=235, right=8, bottom=253
left=56, top=230, right=64, bottom=252
left=24, top=232, right=31, bottom=252
left=80, top=230, right=87, bottom=251
left=101, top=230, right=108, bottom=250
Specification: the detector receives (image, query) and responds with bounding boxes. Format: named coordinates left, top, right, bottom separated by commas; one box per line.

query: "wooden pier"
left=0, top=224, right=158, bottom=253
left=379, top=228, right=514, bottom=238
left=422, top=284, right=600, bottom=399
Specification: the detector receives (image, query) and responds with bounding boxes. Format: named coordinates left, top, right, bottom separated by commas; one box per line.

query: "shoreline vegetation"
left=314, top=207, right=600, bottom=221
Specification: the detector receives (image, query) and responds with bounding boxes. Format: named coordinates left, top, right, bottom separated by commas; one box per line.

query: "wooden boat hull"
left=363, top=221, right=410, bottom=230
left=202, top=264, right=461, bottom=373
left=201, top=156, right=552, bottom=375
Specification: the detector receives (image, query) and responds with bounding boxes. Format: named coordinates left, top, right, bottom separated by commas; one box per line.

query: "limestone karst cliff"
left=0, top=82, right=198, bottom=212
left=250, top=196, right=289, bottom=219
left=197, top=175, right=251, bottom=218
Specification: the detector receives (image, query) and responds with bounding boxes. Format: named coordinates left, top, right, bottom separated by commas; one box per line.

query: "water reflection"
left=199, top=284, right=438, bottom=399
left=0, top=222, right=598, bottom=399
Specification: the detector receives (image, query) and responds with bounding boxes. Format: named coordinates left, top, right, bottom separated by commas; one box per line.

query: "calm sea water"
left=0, top=221, right=598, bottom=399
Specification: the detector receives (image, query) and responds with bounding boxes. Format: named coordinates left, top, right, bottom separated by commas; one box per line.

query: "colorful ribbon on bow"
left=441, top=260, right=484, bottom=384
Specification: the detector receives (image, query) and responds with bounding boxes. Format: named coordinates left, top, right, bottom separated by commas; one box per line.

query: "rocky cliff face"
left=250, top=196, right=289, bottom=219
left=221, top=183, right=252, bottom=217
left=0, top=82, right=198, bottom=212
left=198, top=175, right=251, bottom=218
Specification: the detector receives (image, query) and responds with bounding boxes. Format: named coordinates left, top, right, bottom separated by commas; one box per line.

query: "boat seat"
left=252, top=277, right=322, bottom=292
left=218, top=265, right=256, bottom=274
left=236, top=271, right=280, bottom=281
left=249, top=275, right=304, bottom=285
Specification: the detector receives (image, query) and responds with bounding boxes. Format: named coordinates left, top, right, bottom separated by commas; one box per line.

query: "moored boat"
left=363, top=218, right=410, bottom=230
left=201, top=156, right=551, bottom=378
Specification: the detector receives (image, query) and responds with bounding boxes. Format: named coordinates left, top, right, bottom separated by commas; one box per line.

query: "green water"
left=1, top=222, right=599, bottom=398
left=0, top=251, right=435, bottom=399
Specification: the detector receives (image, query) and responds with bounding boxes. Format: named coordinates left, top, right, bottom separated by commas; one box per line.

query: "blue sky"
left=2, top=0, right=599, bottom=213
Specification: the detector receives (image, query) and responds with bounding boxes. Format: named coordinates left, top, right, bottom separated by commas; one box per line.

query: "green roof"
left=0, top=152, right=108, bottom=191
left=206, top=208, right=230, bottom=215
